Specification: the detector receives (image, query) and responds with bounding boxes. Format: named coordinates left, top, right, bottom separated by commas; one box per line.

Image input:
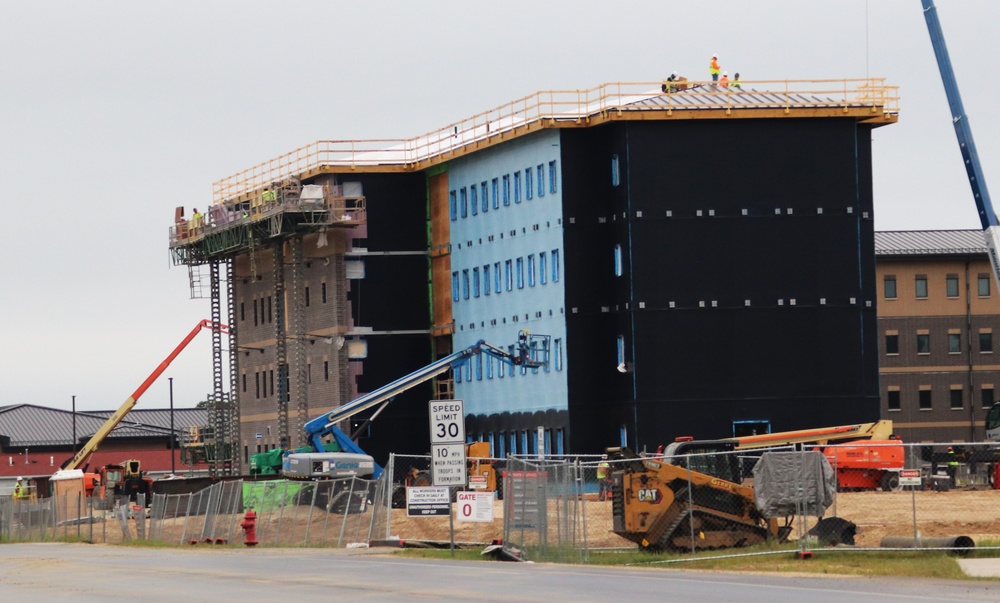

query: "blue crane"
left=301, top=330, right=550, bottom=477
left=921, top=1, right=1000, bottom=442
left=921, top=0, right=1000, bottom=283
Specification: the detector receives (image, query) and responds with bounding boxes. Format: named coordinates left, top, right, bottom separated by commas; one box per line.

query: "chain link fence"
left=376, top=444, right=1000, bottom=562
left=1, top=477, right=381, bottom=548
left=3, top=442, right=1000, bottom=560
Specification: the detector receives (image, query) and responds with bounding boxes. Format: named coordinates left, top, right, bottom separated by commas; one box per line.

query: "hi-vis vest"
left=710, top=58, right=720, bottom=75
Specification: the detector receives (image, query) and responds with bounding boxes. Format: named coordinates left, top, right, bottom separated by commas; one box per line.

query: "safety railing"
left=170, top=182, right=366, bottom=247
left=212, top=78, right=899, bottom=202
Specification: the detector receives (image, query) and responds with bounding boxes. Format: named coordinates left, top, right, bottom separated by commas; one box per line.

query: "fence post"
left=304, top=481, right=318, bottom=546
left=385, top=454, right=395, bottom=540
left=797, top=448, right=807, bottom=556
left=368, top=472, right=386, bottom=543
left=226, top=480, right=243, bottom=545
left=180, top=493, right=194, bottom=544
left=831, top=452, right=837, bottom=519
left=577, top=459, right=589, bottom=564
left=686, top=457, right=695, bottom=556
left=338, top=478, right=357, bottom=547
left=136, top=493, right=146, bottom=541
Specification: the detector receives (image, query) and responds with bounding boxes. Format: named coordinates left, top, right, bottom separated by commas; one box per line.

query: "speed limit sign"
left=429, top=400, right=466, bottom=444
left=429, top=399, right=466, bottom=487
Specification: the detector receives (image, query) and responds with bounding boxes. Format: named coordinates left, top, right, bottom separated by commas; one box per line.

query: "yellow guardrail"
left=212, top=78, right=899, bottom=202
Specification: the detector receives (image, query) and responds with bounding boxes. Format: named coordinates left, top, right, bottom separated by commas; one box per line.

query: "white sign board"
left=468, top=474, right=488, bottom=490
left=431, top=443, right=467, bottom=486
left=406, top=486, right=451, bottom=517
left=429, top=399, right=467, bottom=487
left=456, top=491, right=494, bottom=523
left=899, top=469, right=921, bottom=487
left=429, top=399, right=466, bottom=444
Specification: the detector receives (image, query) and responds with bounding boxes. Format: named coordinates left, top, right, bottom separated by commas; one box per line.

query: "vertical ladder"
left=226, top=259, right=242, bottom=475
left=274, top=242, right=289, bottom=448
left=209, top=261, right=232, bottom=477
left=188, top=264, right=209, bottom=299
left=290, top=237, right=309, bottom=447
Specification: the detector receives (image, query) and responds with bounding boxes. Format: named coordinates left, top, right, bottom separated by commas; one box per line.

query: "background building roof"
left=0, top=404, right=207, bottom=448
left=874, top=229, right=985, bottom=256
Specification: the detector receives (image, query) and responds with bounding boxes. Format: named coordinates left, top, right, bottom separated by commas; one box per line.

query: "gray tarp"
left=752, top=451, right=836, bottom=518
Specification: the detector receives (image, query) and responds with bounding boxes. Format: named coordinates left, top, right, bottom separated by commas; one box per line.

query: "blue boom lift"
left=250, top=331, right=550, bottom=479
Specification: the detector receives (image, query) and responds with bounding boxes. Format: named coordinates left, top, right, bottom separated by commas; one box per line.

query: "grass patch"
left=594, top=548, right=967, bottom=579
left=397, top=544, right=968, bottom=579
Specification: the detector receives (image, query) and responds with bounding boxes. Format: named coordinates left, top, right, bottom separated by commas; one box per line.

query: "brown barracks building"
left=876, top=230, right=1000, bottom=442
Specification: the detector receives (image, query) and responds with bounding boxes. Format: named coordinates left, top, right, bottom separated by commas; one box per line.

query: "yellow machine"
left=608, top=447, right=789, bottom=551
left=723, top=420, right=894, bottom=450
left=466, top=441, right=499, bottom=493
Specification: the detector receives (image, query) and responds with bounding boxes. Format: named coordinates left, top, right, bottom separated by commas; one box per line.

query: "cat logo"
left=636, top=488, right=661, bottom=503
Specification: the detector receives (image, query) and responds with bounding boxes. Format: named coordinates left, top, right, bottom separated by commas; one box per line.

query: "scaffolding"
left=168, top=181, right=366, bottom=472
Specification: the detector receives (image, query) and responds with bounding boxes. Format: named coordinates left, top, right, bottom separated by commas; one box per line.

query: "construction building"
left=168, top=78, right=899, bottom=465
left=875, top=229, right=1000, bottom=442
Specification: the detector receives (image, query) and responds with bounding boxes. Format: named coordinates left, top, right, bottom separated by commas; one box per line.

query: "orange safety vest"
left=710, top=58, right=720, bottom=75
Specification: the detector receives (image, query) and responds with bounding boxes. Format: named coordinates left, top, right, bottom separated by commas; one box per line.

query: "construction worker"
left=191, top=207, right=204, bottom=229
left=662, top=72, right=678, bottom=93
left=13, top=477, right=26, bottom=500
left=719, top=72, right=730, bottom=88
left=709, top=54, right=721, bottom=81
left=732, top=72, right=743, bottom=90
left=597, top=457, right=611, bottom=501
left=946, top=446, right=959, bottom=487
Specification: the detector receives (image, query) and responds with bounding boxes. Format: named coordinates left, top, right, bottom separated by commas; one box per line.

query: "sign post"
left=429, top=399, right=466, bottom=557
left=899, top=469, right=922, bottom=542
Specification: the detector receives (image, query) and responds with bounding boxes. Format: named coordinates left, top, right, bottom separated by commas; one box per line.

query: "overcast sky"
left=1, top=0, right=997, bottom=412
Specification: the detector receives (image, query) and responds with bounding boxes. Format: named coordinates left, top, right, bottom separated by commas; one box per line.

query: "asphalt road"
left=1, top=543, right=998, bottom=602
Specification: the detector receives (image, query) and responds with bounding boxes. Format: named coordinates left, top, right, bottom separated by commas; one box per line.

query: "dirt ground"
left=832, top=488, right=1000, bottom=546
left=385, top=488, right=1000, bottom=549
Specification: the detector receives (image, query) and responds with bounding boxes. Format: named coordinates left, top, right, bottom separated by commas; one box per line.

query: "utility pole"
left=169, top=377, right=176, bottom=474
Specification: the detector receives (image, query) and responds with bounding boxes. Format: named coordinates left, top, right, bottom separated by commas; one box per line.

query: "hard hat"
left=723, top=71, right=728, bottom=76
left=712, top=53, right=718, bottom=58
left=16, top=477, right=22, bottom=481
left=947, top=446, right=953, bottom=451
